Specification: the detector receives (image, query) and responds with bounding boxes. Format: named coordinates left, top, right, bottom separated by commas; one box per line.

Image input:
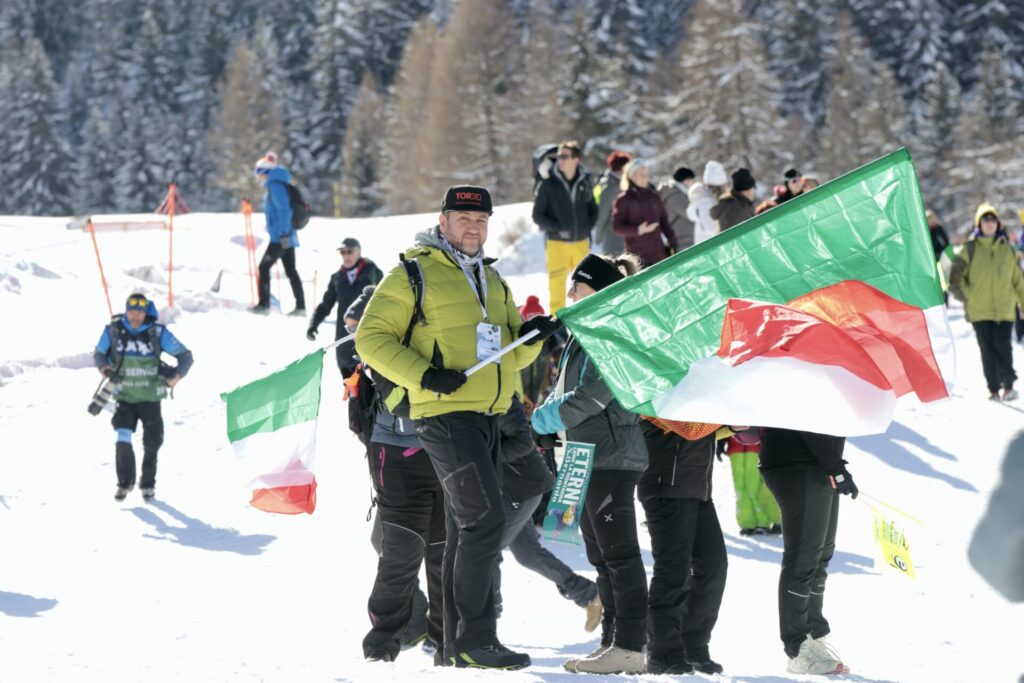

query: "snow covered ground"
left=0, top=207, right=1022, bottom=682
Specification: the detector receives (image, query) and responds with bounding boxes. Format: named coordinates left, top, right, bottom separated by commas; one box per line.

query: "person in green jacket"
left=950, top=202, right=1024, bottom=401
left=356, top=185, right=561, bottom=671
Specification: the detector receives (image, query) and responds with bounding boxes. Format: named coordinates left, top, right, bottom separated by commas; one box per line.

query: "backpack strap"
left=148, top=324, right=163, bottom=359
left=398, top=254, right=426, bottom=345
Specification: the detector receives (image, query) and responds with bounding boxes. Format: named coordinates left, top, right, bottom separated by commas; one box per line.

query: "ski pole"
left=857, top=492, right=924, bottom=525
left=465, top=329, right=540, bottom=377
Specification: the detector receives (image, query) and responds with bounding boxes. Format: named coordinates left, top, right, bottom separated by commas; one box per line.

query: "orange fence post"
left=241, top=200, right=255, bottom=305
left=88, top=220, right=114, bottom=317
left=167, top=183, right=176, bottom=309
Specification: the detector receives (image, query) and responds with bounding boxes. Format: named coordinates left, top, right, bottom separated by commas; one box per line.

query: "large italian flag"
left=557, top=149, right=953, bottom=436
left=221, top=351, right=323, bottom=514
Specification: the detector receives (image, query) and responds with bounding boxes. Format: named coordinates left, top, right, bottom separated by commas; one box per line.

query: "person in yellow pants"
left=546, top=239, right=591, bottom=312
left=726, top=432, right=781, bottom=535
left=532, top=140, right=599, bottom=314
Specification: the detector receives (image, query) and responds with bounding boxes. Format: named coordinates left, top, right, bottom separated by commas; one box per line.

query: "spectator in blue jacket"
left=253, top=152, right=306, bottom=315
left=93, top=293, right=193, bottom=501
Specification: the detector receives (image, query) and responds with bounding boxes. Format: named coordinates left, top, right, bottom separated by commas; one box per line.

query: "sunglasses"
left=127, top=296, right=148, bottom=308
left=557, top=154, right=578, bottom=160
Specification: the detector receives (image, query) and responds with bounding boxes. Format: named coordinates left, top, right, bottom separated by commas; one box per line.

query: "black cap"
left=732, top=168, right=756, bottom=192
left=441, top=185, right=493, bottom=214
left=571, top=254, right=624, bottom=293
left=338, top=237, right=360, bottom=251
left=784, top=168, right=801, bottom=180
left=672, top=166, right=695, bottom=183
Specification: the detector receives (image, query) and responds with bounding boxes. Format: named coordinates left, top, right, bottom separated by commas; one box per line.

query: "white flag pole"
left=464, top=329, right=540, bottom=376
left=323, top=331, right=356, bottom=351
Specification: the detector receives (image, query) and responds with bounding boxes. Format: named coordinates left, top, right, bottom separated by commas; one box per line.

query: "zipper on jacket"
left=704, top=439, right=714, bottom=500
left=670, top=454, right=678, bottom=486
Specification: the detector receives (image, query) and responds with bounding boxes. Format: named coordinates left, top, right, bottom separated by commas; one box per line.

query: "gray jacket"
left=657, top=181, right=694, bottom=250
left=545, top=336, right=647, bottom=472
left=593, top=171, right=625, bottom=255
left=370, top=405, right=420, bottom=449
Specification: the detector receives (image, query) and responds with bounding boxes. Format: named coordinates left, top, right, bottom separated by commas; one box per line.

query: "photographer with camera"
left=92, top=293, right=193, bottom=501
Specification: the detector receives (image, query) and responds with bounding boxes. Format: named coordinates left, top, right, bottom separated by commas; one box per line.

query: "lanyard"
left=459, top=263, right=489, bottom=322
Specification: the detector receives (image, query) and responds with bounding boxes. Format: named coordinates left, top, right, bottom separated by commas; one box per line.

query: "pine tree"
left=659, top=0, right=786, bottom=178
left=340, top=73, right=387, bottom=217
left=912, top=61, right=962, bottom=216
left=949, top=49, right=1024, bottom=227
left=5, top=38, right=75, bottom=215
left=420, top=0, right=523, bottom=202
left=75, top=103, right=120, bottom=214
left=767, top=0, right=836, bottom=131
left=819, top=12, right=910, bottom=180
left=948, top=0, right=1024, bottom=94
left=206, top=38, right=287, bottom=206
left=383, top=17, right=439, bottom=214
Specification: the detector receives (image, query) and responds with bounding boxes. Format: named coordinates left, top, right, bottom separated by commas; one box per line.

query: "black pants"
left=415, top=412, right=505, bottom=656
left=580, top=469, right=647, bottom=652
left=112, top=401, right=163, bottom=489
left=257, top=243, right=305, bottom=309
left=642, top=497, right=727, bottom=662
left=762, top=465, right=839, bottom=657
left=363, top=443, right=445, bottom=659
left=973, top=321, right=1016, bottom=393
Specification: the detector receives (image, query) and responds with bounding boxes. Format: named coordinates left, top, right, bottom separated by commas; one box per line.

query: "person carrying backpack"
left=92, top=293, right=193, bottom=501
left=252, top=152, right=306, bottom=315
left=950, top=202, right=1024, bottom=401
left=356, top=185, right=561, bottom=671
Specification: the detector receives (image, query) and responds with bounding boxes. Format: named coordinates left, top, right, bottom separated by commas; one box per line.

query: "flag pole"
left=465, top=330, right=540, bottom=376
left=323, top=332, right=356, bottom=351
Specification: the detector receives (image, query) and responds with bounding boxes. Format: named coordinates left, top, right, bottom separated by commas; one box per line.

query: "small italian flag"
left=221, top=351, right=323, bottom=514
left=557, top=149, right=953, bottom=437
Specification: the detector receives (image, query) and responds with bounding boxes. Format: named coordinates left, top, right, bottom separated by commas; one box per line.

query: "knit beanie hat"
left=253, top=152, right=278, bottom=175
left=571, top=254, right=625, bottom=293
left=518, top=295, right=545, bottom=321
left=703, top=160, right=727, bottom=187
left=732, top=168, right=756, bottom=192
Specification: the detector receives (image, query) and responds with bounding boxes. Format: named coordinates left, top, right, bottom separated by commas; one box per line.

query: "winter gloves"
left=421, top=367, right=468, bottom=395
left=828, top=463, right=859, bottom=499
left=306, top=326, right=317, bottom=341
left=519, top=315, right=562, bottom=345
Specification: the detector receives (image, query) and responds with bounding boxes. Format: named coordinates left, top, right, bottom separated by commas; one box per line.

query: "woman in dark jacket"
left=612, top=161, right=678, bottom=267
left=639, top=421, right=734, bottom=675
left=532, top=253, right=649, bottom=675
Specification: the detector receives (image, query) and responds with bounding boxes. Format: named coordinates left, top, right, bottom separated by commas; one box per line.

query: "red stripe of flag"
left=718, top=280, right=947, bottom=403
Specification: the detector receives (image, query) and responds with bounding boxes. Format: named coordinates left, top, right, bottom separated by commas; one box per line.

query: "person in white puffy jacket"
left=686, top=160, right=727, bottom=245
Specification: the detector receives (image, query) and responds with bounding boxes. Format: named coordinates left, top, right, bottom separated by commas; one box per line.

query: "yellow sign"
left=872, top=510, right=917, bottom=579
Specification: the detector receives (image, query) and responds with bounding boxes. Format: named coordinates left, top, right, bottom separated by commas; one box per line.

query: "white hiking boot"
left=563, top=644, right=608, bottom=672
left=787, top=636, right=845, bottom=675
left=574, top=644, right=646, bottom=675
left=583, top=595, right=602, bottom=633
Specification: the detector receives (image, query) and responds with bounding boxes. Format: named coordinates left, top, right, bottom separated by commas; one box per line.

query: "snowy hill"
left=0, top=207, right=1021, bottom=682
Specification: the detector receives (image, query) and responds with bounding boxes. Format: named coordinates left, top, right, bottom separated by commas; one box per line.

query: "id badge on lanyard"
left=476, top=322, right=501, bottom=364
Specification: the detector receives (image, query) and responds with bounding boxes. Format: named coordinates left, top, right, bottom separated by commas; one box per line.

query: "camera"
left=87, top=377, right=120, bottom=416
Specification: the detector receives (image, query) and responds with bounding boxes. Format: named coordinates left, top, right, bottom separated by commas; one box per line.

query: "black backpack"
left=283, top=183, right=311, bottom=229
left=371, top=256, right=426, bottom=419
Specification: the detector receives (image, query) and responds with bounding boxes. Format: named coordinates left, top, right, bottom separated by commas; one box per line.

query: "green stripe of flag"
left=557, top=148, right=941, bottom=416
left=220, top=351, right=323, bottom=443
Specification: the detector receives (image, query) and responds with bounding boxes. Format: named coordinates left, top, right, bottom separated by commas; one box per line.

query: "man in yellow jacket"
left=950, top=202, right=1024, bottom=401
left=357, top=185, right=561, bottom=670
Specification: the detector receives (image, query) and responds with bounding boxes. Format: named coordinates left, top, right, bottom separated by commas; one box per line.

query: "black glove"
left=531, top=429, right=562, bottom=450
left=306, top=326, right=317, bottom=341
left=828, top=464, right=859, bottom=499
left=519, top=315, right=563, bottom=345
left=421, top=367, right=468, bottom=395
